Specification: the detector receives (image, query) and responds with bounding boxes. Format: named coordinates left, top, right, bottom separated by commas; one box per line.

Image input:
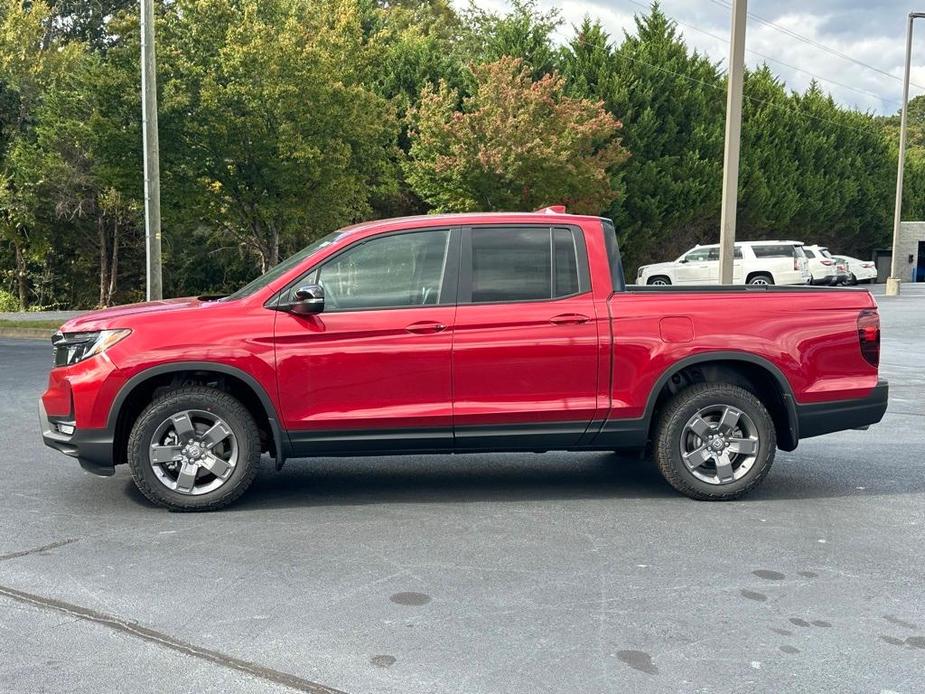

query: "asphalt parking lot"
left=1, top=286, right=924, bottom=693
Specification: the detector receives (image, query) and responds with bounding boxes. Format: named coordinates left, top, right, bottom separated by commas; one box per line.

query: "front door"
left=676, top=248, right=713, bottom=284
left=274, top=227, right=459, bottom=454
left=451, top=225, right=601, bottom=450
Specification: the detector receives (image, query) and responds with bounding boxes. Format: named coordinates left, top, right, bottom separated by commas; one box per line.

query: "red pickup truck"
left=40, top=209, right=888, bottom=511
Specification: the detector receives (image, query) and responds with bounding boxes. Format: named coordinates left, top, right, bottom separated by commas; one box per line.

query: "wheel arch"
left=109, top=362, right=288, bottom=468
left=645, top=352, right=799, bottom=451
left=745, top=271, right=774, bottom=285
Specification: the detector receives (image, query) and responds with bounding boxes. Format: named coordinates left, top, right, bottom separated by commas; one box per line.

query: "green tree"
left=404, top=56, right=627, bottom=213
left=0, top=0, right=83, bottom=307
left=461, top=0, right=561, bottom=80
left=564, top=5, right=725, bottom=272
left=155, top=0, right=398, bottom=271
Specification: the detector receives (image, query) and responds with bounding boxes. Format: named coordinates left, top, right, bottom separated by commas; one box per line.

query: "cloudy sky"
left=464, top=0, right=925, bottom=115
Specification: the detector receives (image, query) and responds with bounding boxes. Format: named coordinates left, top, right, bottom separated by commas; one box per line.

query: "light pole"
left=718, top=0, right=748, bottom=284
left=141, top=0, right=162, bottom=301
left=887, top=11, right=925, bottom=297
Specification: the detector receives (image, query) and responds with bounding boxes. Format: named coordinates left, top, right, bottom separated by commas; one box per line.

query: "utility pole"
left=718, top=0, right=748, bottom=284
left=141, top=0, right=162, bottom=301
left=887, top=12, right=925, bottom=297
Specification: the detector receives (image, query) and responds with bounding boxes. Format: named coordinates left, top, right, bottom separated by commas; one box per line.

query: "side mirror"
left=678, top=257, right=687, bottom=264
left=285, top=284, right=324, bottom=314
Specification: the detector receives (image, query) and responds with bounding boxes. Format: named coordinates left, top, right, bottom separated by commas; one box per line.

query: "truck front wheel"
left=653, top=383, right=776, bottom=500
left=127, top=386, right=262, bottom=511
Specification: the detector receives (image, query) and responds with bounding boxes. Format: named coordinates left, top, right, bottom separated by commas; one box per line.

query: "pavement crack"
left=0, top=583, right=347, bottom=694
left=0, top=538, right=78, bottom=562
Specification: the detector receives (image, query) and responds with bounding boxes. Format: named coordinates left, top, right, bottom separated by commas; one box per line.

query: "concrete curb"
left=0, top=328, right=54, bottom=340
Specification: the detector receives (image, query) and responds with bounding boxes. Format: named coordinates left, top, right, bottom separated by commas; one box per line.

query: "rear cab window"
left=460, top=225, right=589, bottom=303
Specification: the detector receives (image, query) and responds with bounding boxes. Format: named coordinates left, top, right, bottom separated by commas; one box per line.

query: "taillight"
left=857, top=309, right=880, bottom=367
left=793, top=257, right=799, bottom=271
left=820, top=259, right=834, bottom=266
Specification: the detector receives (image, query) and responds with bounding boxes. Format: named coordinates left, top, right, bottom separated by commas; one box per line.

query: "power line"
left=569, top=30, right=885, bottom=137
left=615, top=49, right=880, bottom=136
left=708, top=0, right=925, bottom=92
left=622, top=0, right=903, bottom=108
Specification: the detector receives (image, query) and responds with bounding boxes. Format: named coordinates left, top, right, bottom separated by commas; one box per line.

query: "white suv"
left=636, top=241, right=812, bottom=286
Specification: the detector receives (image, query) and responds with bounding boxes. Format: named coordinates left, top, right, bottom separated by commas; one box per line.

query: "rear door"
left=451, top=225, right=600, bottom=450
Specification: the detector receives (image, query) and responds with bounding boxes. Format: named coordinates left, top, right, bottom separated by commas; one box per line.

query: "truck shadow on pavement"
left=117, top=450, right=925, bottom=511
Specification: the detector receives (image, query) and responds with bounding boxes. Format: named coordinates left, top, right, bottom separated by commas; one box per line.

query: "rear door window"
left=752, top=245, right=797, bottom=258
left=463, top=226, right=587, bottom=303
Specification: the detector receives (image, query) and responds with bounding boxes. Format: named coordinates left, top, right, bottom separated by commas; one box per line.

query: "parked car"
left=834, top=258, right=850, bottom=285
left=834, top=255, right=878, bottom=284
left=636, top=241, right=811, bottom=286
left=40, top=210, right=887, bottom=510
left=802, top=245, right=839, bottom=285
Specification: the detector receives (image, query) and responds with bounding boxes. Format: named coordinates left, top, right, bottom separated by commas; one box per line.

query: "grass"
left=0, top=319, right=63, bottom=330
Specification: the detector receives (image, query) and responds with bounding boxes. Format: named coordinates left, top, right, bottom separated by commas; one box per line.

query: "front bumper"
left=795, top=379, right=889, bottom=440
left=39, top=400, right=115, bottom=476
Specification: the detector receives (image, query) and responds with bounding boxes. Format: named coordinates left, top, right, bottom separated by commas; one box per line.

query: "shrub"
left=0, top=290, right=22, bottom=312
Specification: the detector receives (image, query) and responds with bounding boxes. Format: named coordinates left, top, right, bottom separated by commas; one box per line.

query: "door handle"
left=549, top=313, right=590, bottom=325
left=405, top=321, right=447, bottom=334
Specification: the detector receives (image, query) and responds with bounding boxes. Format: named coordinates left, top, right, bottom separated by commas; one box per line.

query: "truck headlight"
left=52, top=329, right=131, bottom=367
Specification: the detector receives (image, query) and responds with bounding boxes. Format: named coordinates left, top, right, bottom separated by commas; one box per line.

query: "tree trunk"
left=14, top=238, right=28, bottom=309
left=98, top=217, right=109, bottom=307
left=107, top=220, right=119, bottom=305
left=252, top=219, right=268, bottom=273
left=269, top=224, right=279, bottom=268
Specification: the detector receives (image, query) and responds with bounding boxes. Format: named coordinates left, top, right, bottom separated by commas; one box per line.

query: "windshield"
left=223, top=231, right=343, bottom=301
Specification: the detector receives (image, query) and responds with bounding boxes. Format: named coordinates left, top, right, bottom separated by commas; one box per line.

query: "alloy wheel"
left=679, top=404, right=759, bottom=485
left=148, top=409, right=238, bottom=495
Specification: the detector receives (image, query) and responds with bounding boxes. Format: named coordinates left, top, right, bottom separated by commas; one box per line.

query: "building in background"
left=876, top=222, right=925, bottom=283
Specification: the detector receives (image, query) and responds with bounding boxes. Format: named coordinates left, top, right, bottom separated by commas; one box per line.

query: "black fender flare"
left=642, top=351, right=799, bottom=451
left=108, top=361, right=289, bottom=465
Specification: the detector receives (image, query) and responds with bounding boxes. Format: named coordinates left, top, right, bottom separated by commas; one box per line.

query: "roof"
left=334, top=208, right=603, bottom=239
left=695, top=240, right=804, bottom=248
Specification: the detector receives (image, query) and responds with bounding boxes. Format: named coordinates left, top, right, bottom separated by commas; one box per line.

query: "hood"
left=59, top=296, right=210, bottom=333
left=638, top=261, right=675, bottom=275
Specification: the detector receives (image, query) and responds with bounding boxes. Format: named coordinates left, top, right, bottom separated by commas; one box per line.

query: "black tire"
left=848, top=273, right=858, bottom=286
left=653, top=383, right=776, bottom=501
left=747, top=273, right=774, bottom=286
left=647, top=275, right=672, bottom=286
left=127, top=386, right=261, bottom=511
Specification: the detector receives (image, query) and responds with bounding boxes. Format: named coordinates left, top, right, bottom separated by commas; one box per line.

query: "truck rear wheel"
left=653, top=383, right=776, bottom=500
left=127, top=386, right=261, bottom=511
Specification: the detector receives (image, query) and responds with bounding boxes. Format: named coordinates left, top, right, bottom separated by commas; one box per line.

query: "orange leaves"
left=405, top=57, right=627, bottom=213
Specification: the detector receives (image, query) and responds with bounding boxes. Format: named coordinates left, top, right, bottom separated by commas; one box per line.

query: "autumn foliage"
left=405, top=57, right=626, bottom=214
